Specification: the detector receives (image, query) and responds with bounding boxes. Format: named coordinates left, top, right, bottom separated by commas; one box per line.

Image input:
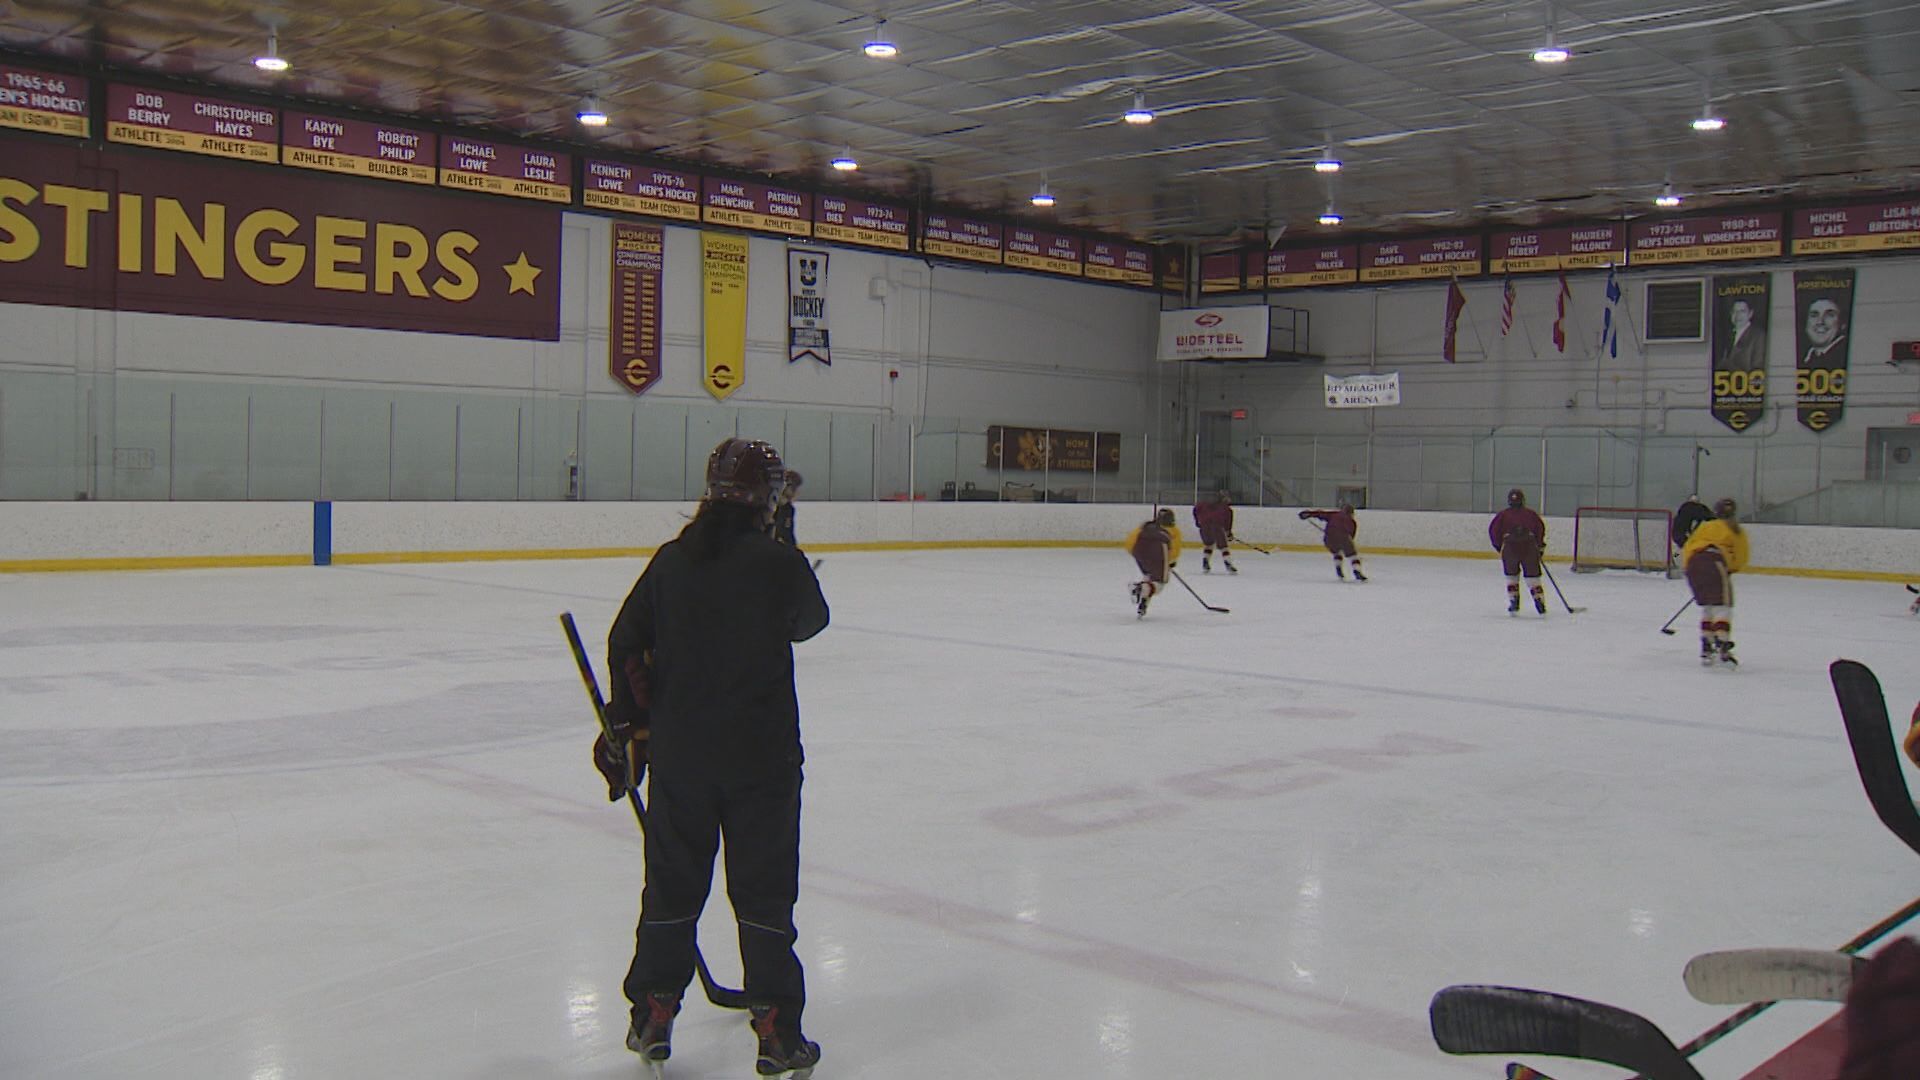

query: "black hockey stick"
left=1228, top=533, right=1273, bottom=555
left=1540, top=564, right=1586, bottom=613
left=1167, top=569, right=1229, bottom=613
left=1682, top=948, right=1862, bottom=1004
left=560, top=612, right=749, bottom=1011
left=1658, top=597, right=1694, bottom=635
left=1430, top=985, right=1702, bottom=1080
left=1831, top=659, right=1920, bottom=858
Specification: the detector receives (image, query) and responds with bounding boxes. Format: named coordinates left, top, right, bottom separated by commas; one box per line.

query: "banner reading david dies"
left=787, top=247, right=830, bottom=365
left=1324, top=372, right=1401, bottom=408
left=1792, top=268, right=1854, bottom=432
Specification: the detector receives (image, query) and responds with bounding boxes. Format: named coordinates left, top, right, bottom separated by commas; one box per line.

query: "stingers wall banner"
left=787, top=247, right=829, bottom=365
left=1792, top=268, right=1854, bottom=432
left=1709, top=273, right=1771, bottom=431
left=0, top=135, right=559, bottom=339
left=702, top=232, right=749, bottom=400
left=610, top=221, right=663, bottom=395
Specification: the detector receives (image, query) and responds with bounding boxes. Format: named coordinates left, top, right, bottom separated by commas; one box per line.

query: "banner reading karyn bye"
left=583, top=161, right=701, bottom=221
left=787, top=248, right=830, bottom=365
left=702, top=232, right=749, bottom=400
left=1793, top=268, right=1854, bottom=432
left=107, top=84, right=278, bottom=163
left=1264, top=245, right=1358, bottom=289
left=1360, top=235, right=1481, bottom=282
left=1005, top=227, right=1083, bottom=276
left=1490, top=224, right=1625, bottom=274
left=814, top=195, right=909, bottom=251
left=1709, top=273, right=1771, bottom=432
left=703, top=177, right=812, bottom=238
left=1630, top=212, right=1783, bottom=265
left=1792, top=199, right=1920, bottom=255
left=921, top=212, right=1002, bottom=264
left=0, top=64, right=90, bottom=138
left=0, top=137, right=560, bottom=340
left=284, top=112, right=436, bottom=185
left=1083, top=241, right=1154, bottom=287
left=439, top=135, right=570, bottom=204
left=610, top=222, right=664, bottom=395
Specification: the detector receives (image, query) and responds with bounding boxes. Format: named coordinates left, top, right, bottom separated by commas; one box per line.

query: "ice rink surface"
left=2, top=547, right=1916, bottom=1079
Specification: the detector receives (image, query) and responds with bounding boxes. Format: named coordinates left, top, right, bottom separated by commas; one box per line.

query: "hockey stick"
left=1658, top=597, right=1694, bottom=635
left=1540, top=564, right=1586, bottom=614
left=1229, top=533, right=1273, bottom=555
left=810, top=557, right=823, bottom=570
left=1682, top=948, right=1862, bottom=1005
left=559, top=612, right=749, bottom=1011
left=1430, top=985, right=1702, bottom=1080
left=1831, top=659, right=1920, bottom=858
left=1168, top=569, right=1229, bottom=614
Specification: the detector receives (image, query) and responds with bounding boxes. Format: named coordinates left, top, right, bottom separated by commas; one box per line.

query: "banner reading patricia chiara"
left=0, top=134, right=559, bottom=339
left=787, top=247, right=829, bottom=365
left=1793, top=268, right=1854, bottom=432
left=1709, top=273, right=1770, bottom=432
left=702, top=232, right=749, bottom=400
left=610, top=222, right=663, bottom=395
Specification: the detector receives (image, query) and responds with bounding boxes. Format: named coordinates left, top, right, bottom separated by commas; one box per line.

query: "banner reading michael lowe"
left=1709, top=273, right=1770, bottom=431
left=787, top=247, right=830, bottom=365
left=1793, top=268, right=1854, bottom=432
left=1323, top=372, right=1401, bottom=408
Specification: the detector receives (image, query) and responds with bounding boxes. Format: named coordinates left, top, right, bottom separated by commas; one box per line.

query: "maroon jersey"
left=1193, top=500, right=1233, bottom=534
left=1303, top=508, right=1356, bottom=543
left=1489, top=507, right=1546, bottom=551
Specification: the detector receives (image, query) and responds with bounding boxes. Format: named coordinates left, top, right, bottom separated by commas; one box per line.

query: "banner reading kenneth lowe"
left=1155, top=307, right=1269, bottom=360
left=787, top=247, right=830, bottom=365
left=1324, top=372, right=1401, bottom=408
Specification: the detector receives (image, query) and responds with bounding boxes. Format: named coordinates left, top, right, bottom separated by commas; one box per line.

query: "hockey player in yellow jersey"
left=1125, top=509, right=1183, bottom=618
left=1680, top=498, right=1750, bottom=667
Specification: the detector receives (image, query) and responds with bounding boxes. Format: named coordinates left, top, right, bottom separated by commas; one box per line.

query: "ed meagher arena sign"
left=1155, top=306, right=1271, bottom=360
left=0, top=136, right=560, bottom=340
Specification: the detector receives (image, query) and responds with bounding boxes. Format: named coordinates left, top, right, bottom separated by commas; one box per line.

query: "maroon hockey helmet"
left=1155, top=508, right=1176, bottom=527
left=1508, top=488, right=1526, bottom=507
left=1714, top=497, right=1737, bottom=519
left=704, top=438, right=786, bottom=513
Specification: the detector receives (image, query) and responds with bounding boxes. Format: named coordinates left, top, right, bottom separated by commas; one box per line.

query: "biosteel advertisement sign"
left=1155, top=307, right=1270, bottom=361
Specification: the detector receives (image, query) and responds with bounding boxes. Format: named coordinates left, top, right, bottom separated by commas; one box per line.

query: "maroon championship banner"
left=1083, top=240, right=1154, bottom=286
left=107, top=83, right=278, bottom=163
left=284, top=111, right=435, bottom=185
left=1160, top=246, right=1187, bottom=294
left=582, top=160, right=700, bottom=221
left=921, top=212, right=1002, bottom=264
left=1199, top=250, right=1245, bottom=293
left=1630, top=211, right=1782, bottom=265
left=1005, top=227, right=1082, bottom=276
left=1264, top=244, right=1359, bottom=288
left=0, top=64, right=89, bottom=138
left=986, top=425, right=1121, bottom=473
left=610, top=221, right=664, bottom=394
left=1792, top=198, right=1920, bottom=255
left=438, top=135, right=570, bottom=204
left=814, top=194, right=910, bottom=251
left=701, top=177, right=812, bottom=237
left=0, top=137, right=561, bottom=340
left=1359, top=234, right=1481, bottom=282
left=1490, top=224, right=1625, bottom=273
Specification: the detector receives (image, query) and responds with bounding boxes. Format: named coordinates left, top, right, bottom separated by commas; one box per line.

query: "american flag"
left=1551, top=271, right=1571, bottom=353
left=1500, top=277, right=1516, bottom=337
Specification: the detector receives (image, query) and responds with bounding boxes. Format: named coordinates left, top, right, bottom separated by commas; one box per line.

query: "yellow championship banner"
left=702, top=232, right=749, bottom=400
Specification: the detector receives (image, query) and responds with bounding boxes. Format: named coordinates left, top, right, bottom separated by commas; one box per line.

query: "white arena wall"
left=0, top=502, right=1911, bottom=580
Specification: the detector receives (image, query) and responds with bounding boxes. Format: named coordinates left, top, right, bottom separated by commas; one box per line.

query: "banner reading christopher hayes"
left=787, top=248, right=830, bottom=365
left=1709, top=273, right=1770, bottom=432
left=1793, top=268, right=1855, bottom=432
left=610, top=222, right=664, bottom=395
left=702, top=233, right=749, bottom=400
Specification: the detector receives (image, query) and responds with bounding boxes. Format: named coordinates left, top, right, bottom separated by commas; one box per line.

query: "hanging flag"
left=1500, top=276, right=1516, bottom=337
left=1443, top=277, right=1467, bottom=363
left=1551, top=270, right=1571, bottom=353
left=786, top=247, right=831, bottom=365
left=1600, top=265, right=1622, bottom=359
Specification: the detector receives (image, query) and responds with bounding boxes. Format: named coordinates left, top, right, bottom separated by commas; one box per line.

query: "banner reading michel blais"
left=0, top=136, right=559, bottom=340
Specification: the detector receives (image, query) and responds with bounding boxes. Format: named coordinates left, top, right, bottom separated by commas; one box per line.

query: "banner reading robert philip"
left=1155, top=307, right=1269, bottom=360
left=1793, top=268, right=1854, bottom=432
left=0, top=136, right=559, bottom=339
left=1709, top=273, right=1770, bottom=432
left=787, top=247, right=829, bottom=365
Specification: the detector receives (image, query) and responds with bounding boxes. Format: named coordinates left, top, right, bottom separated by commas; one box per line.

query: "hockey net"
left=1571, top=507, right=1674, bottom=573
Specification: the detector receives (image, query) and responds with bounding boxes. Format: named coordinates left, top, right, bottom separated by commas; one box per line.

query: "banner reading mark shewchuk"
left=1324, top=372, right=1401, bottom=408
left=787, top=247, right=829, bottom=365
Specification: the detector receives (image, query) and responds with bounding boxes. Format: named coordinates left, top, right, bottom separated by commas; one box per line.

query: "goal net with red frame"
left=1571, top=507, right=1674, bottom=573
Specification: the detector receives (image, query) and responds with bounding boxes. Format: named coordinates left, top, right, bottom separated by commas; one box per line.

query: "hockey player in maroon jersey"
left=1192, top=490, right=1236, bottom=574
left=1489, top=488, right=1548, bottom=615
left=1125, top=508, right=1182, bottom=618
left=1299, top=503, right=1366, bottom=581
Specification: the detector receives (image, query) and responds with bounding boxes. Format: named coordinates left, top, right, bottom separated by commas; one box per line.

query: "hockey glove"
left=593, top=730, right=648, bottom=801
left=1297, top=510, right=1311, bottom=520
left=1906, top=702, right=1920, bottom=769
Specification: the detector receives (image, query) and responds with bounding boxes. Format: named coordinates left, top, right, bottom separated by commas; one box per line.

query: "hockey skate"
left=1202, top=555, right=1211, bottom=574
left=627, top=992, right=680, bottom=1076
left=1224, top=557, right=1237, bottom=574
left=1508, top=596, right=1520, bottom=615
left=1351, top=565, right=1367, bottom=582
left=1701, top=639, right=1716, bottom=667
left=1717, top=640, right=1739, bottom=668
left=1336, top=562, right=1346, bottom=580
left=750, top=1005, right=820, bottom=1079
left=1534, top=597, right=1547, bottom=615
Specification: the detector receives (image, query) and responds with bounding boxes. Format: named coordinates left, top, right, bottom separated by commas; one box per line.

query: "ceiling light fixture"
left=1123, top=93, right=1155, bottom=125
left=1654, top=183, right=1682, bottom=208
left=1532, top=4, right=1569, bottom=63
left=1691, top=97, right=1726, bottom=131
left=576, top=99, right=609, bottom=127
left=1318, top=204, right=1342, bottom=226
left=1031, top=180, right=1055, bottom=208
left=1314, top=148, right=1341, bottom=174
left=252, top=31, right=290, bottom=73
left=863, top=20, right=898, bottom=58
left=831, top=147, right=858, bottom=171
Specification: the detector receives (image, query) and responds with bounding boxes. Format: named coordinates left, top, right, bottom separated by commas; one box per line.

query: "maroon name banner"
left=284, top=111, right=435, bottom=185
left=583, top=160, right=701, bottom=221
left=1792, top=199, right=1920, bottom=255
left=1005, top=227, right=1082, bottom=276
left=107, top=83, right=278, bottom=163
left=1360, top=234, right=1481, bottom=282
left=1199, top=251, right=1245, bottom=293
left=702, top=177, right=813, bottom=237
left=922, top=212, right=1002, bottom=263
left=1491, top=224, right=1624, bottom=273
left=0, top=64, right=89, bottom=138
left=611, top=221, right=665, bottom=394
left=1084, top=241, right=1154, bottom=286
left=438, top=135, right=571, bottom=204
left=0, top=136, right=561, bottom=340
left=1265, top=244, right=1359, bottom=288
left=1630, top=211, right=1783, bottom=265
left=814, top=194, right=910, bottom=251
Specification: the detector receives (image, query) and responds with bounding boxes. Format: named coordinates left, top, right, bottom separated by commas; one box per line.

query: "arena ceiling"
left=8, top=1, right=1920, bottom=243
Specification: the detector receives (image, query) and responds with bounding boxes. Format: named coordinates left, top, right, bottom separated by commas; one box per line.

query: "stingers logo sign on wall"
left=0, top=137, right=559, bottom=339
left=702, top=232, right=749, bottom=400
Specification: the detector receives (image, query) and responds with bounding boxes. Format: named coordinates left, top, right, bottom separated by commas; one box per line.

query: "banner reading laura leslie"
left=1324, top=372, right=1401, bottom=408
left=787, top=248, right=830, bottom=365
left=1793, top=268, right=1854, bottom=432
left=985, top=425, right=1121, bottom=473
left=1709, top=273, right=1770, bottom=431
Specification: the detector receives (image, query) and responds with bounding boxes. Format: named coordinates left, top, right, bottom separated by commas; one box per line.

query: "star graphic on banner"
left=503, top=252, right=542, bottom=295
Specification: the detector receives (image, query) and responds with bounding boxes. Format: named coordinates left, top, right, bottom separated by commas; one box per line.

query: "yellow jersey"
left=1125, top=522, right=1183, bottom=564
left=1681, top=518, right=1749, bottom=573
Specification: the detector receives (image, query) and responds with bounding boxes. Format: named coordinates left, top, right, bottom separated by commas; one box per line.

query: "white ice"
left=2, top=549, right=1915, bottom=1079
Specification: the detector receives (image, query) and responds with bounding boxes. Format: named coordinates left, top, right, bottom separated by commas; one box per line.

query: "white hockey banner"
left=787, top=247, right=830, bottom=365
left=1156, top=306, right=1270, bottom=360
left=1324, top=372, right=1401, bottom=408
